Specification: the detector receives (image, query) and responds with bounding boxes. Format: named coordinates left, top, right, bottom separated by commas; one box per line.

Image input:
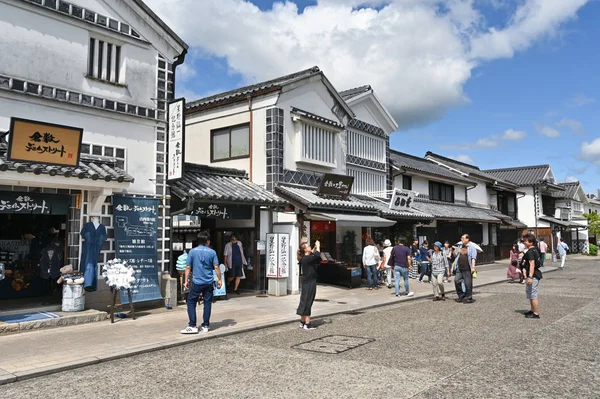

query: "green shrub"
left=590, top=244, right=598, bottom=256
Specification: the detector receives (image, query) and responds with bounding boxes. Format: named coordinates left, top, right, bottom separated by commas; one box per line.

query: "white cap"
left=384, top=239, right=392, bottom=247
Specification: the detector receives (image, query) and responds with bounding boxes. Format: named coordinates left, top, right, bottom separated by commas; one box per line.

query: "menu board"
left=113, top=196, right=161, bottom=304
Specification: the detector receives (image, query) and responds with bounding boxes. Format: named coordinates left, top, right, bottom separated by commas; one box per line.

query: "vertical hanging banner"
left=167, top=98, right=185, bottom=181
left=113, top=196, right=162, bottom=304
left=266, top=234, right=278, bottom=278
left=277, top=233, right=290, bottom=278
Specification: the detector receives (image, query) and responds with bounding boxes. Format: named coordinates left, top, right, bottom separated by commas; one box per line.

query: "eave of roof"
left=132, top=0, right=189, bottom=51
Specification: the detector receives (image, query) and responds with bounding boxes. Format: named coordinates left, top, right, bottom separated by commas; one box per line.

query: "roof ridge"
left=484, top=164, right=550, bottom=172
left=184, top=162, right=247, bottom=178
left=425, top=151, right=481, bottom=170
left=186, top=66, right=321, bottom=109
left=390, top=149, right=433, bottom=163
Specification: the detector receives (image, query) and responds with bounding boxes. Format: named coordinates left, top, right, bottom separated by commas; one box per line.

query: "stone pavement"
left=0, top=259, right=566, bottom=385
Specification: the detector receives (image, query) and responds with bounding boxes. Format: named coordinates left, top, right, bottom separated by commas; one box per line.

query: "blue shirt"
left=457, top=243, right=477, bottom=267
left=187, top=245, right=219, bottom=285
left=419, top=247, right=430, bottom=262
left=231, top=242, right=242, bottom=265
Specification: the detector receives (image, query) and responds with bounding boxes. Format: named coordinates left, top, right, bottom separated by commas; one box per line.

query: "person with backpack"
left=362, top=238, right=381, bottom=290
left=410, top=238, right=420, bottom=279
left=430, top=242, right=447, bottom=301
left=557, top=237, right=569, bottom=269
left=521, top=233, right=542, bottom=319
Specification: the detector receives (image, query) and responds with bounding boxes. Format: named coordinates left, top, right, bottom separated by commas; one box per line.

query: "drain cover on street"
left=292, top=335, right=375, bottom=354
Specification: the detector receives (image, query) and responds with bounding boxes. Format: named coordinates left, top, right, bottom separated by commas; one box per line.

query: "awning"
left=411, top=200, right=502, bottom=223
left=275, top=184, right=376, bottom=212
left=539, top=215, right=577, bottom=228
left=170, top=163, right=285, bottom=207
left=307, top=212, right=396, bottom=227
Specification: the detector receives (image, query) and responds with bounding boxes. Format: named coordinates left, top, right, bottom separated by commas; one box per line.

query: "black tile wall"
left=265, top=107, right=284, bottom=191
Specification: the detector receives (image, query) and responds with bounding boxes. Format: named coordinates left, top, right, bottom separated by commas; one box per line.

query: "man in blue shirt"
left=181, top=231, right=222, bottom=334
left=454, top=234, right=478, bottom=303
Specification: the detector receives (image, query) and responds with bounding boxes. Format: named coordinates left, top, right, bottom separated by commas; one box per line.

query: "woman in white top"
left=362, top=238, right=381, bottom=290
left=381, top=239, right=394, bottom=289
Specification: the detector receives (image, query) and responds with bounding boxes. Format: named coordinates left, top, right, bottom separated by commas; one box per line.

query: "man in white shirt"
left=362, top=238, right=380, bottom=290
left=557, top=238, right=569, bottom=269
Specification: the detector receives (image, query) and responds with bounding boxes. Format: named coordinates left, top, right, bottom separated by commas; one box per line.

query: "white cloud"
left=556, top=118, right=584, bottom=134
left=144, top=0, right=589, bottom=129
left=501, top=129, right=527, bottom=140
left=536, top=125, right=561, bottom=138
left=564, top=176, right=579, bottom=183
left=176, top=63, right=196, bottom=83
left=475, top=138, right=499, bottom=148
left=567, top=94, right=595, bottom=107
left=580, top=138, right=600, bottom=165
left=450, top=154, right=475, bottom=164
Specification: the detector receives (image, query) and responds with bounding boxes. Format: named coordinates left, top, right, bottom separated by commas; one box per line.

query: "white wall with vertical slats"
left=347, top=128, right=386, bottom=163
left=301, top=122, right=336, bottom=165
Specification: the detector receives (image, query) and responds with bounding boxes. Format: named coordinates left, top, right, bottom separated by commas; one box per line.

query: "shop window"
left=211, top=124, right=250, bottom=162
left=429, top=181, right=454, bottom=203
left=88, top=38, right=122, bottom=84
left=402, top=175, right=412, bottom=191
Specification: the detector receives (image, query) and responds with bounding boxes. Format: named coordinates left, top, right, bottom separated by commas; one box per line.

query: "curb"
left=0, top=267, right=559, bottom=385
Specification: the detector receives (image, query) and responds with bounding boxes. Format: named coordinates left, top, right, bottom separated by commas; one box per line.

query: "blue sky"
left=148, top=0, right=599, bottom=193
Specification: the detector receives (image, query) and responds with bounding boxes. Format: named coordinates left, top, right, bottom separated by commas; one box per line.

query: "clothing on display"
left=80, top=218, right=107, bottom=292
left=39, top=240, right=64, bottom=280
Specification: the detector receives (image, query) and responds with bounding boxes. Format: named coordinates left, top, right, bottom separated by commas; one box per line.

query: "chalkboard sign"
left=317, top=174, right=354, bottom=199
left=192, top=203, right=252, bottom=219
left=113, top=196, right=162, bottom=304
left=0, top=192, right=69, bottom=215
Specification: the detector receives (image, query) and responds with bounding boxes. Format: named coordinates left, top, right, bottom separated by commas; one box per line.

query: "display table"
left=317, top=261, right=362, bottom=288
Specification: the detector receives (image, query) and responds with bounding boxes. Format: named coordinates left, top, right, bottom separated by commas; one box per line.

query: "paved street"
left=3, top=256, right=599, bottom=398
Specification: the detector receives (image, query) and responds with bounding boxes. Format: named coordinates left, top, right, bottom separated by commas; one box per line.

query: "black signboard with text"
left=113, top=196, right=162, bottom=304
left=191, top=203, right=253, bottom=220
left=317, top=173, right=354, bottom=199
left=0, top=192, right=69, bottom=215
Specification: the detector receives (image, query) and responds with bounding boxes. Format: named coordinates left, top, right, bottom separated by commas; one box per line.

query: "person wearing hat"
left=381, top=239, right=394, bottom=289
left=430, top=241, right=447, bottom=301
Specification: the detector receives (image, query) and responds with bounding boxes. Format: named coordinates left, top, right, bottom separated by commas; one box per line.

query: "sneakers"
left=299, top=322, right=305, bottom=328
left=303, top=323, right=317, bottom=330
left=433, top=296, right=441, bottom=301
left=388, top=284, right=393, bottom=289
left=233, top=290, right=241, bottom=295
left=180, top=326, right=199, bottom=334
left=524, top=310, right=534, bottom=316
left=407, top=292, right=414, bottom=297
left=441, top=295, right=446, bottom=301
left=200, top=326, right=209, bottom=333
left=396, top=294, right=399, bottom=298
left=525, top=313, right=540, bottom=319
left=462, top=298, right=475, bottom=304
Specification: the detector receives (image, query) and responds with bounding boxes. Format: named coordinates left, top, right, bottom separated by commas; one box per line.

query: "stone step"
left=0, top=310, right=107, bottom=335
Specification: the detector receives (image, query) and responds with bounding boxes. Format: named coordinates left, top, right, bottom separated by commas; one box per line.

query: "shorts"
left=526, top=278, right=540, bottom=299
left=229, top=263, right=243, bottom=278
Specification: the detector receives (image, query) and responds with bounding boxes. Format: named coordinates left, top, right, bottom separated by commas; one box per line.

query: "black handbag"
left=511, top=260, right=518, bottom=266
left=387, top=249, right=396, bottom=267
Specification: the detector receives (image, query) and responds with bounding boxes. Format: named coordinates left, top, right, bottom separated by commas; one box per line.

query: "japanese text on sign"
left=317, top=173, right=354, bottom=198
left=278, top=234, right=289, bottom=278
left=193, top=204, right=228, bottom=219
left=168, top=99, right=185, bottom=181
left=266, top=234, right=278, bottom=278
left=0, top=196, right=48, bottom=214
left=389, top=188, right=415, bottom=211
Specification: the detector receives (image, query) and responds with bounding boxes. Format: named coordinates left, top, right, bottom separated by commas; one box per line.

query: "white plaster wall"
left=482, top=223, right=489, bottom=245
left=518, top=187, right=537, bottom=228
left=455, top=185, right=466, bottom=202
left=278, top=78, right=347, bottom=174
left=468, top=182, right=489, bottom=206
left=0, top=95, right=156, bottom=195
left=351, top=103, right=379, bottom=127
left=0, top=1, right=161, bottom=109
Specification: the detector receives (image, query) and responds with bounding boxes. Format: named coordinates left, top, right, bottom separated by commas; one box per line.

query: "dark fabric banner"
left=113, top=196, right=162, bottom=304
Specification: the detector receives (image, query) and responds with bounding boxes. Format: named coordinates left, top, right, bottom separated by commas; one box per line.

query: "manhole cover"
left=292, top=335, right=375, bottom=354
left=314, top=299, right=329, bottom=302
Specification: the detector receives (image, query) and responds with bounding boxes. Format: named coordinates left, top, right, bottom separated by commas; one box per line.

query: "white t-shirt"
left=362, top=245, right=380, bottom=266
left=383, top=246, right=393, bottom=268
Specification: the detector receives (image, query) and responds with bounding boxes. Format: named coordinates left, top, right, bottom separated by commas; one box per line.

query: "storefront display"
left=80, top=217, right=107, bottom=293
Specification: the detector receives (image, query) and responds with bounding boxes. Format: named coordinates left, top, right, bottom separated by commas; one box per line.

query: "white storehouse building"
left=0, top=0, right=188, bottom=309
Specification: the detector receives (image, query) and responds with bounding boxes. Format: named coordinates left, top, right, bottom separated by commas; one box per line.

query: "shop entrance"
left=0, top=203, right=69, bottom=310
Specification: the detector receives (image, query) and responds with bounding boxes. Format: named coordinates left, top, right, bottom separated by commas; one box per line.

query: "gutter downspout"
left=247, top=95, right=253, bottom=181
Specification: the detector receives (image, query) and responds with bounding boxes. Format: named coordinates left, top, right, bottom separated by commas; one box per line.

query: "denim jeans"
left=366, top=264, right=378, bottom=288
left=419, top=261, right=431, bottom=282
left=394, top=266, right=410, bottom=295
left=187, top=282, right=214, bottom=327
left=454, top=269, right=472, bottom=299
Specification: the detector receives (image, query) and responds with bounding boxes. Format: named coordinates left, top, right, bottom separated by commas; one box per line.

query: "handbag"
left=387, top=248, right=396, bottom=267
left=511, top=260, right=518, bottom=266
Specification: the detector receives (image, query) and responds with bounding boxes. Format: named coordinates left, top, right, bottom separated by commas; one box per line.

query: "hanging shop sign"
left=191, top=203, right=253, bottom=220
left=317, top=173, right=354, bottom=199
left=311, top=221, right=336, bottom=232
left=8, top=117, right=83, bottom=167
left=389, top=188, right=415, bottom=211
left=167, top=98, right=185, bottom=181
left=0, top=192, right=69, bottom=215
left=265, top=233, right=290, bottom=278
left=113, top=196, right=162, bottom=304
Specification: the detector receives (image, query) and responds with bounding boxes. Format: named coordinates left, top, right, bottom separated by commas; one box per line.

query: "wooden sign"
left=318, top=173, right=354, bottom=199
left=8, top=117, right=83, bottom=167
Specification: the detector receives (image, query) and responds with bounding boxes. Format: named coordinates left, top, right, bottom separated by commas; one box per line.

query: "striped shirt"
left=431, top=251, right=447, bottom=275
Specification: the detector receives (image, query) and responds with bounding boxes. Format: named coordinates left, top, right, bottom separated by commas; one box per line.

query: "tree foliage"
left=584, top=212, right=600, bottom=239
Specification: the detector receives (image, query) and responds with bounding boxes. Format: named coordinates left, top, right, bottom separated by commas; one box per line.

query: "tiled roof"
left=339, top=85, right=371, bottom=101
left=539, top=215, right=578, bottom=228
left=275, top=185, right=376, bottom=212
left=291, top=107, right=344, bottom=129
left=347, top=119, right=387, bottom=138
left=353, top=195, right=434, bottom=220
left=483, top=164, right=550, bottom=187
left=0, top=146, right=133, bottom=183
left=425, top=152, right=517, bottom=189
left=186, top=67, right=322, bottom=111
left=390, top=151, right=475, bottom=185
left=553, top=182, right=580, bottom=199
left=170, top=163, right=285, bottom=206
left=411, top=200, right=501, bottom=223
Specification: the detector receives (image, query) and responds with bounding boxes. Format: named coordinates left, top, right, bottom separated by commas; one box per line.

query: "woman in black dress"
left=297, top=240, right=320, bottom=330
